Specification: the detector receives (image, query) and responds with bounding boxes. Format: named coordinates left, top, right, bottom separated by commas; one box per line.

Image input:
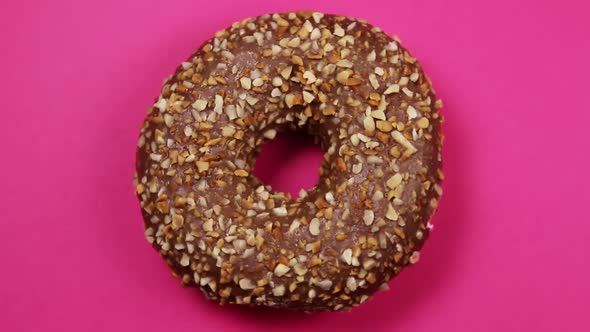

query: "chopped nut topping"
left=309, top=218, right=320, bottom=236
left=346, top=277, right=358, bottom=291
left=387, top=173, right=403, bottom=189
left=369, top=74, right=380, bottom=89
left=417, top=117, right=430, bottom=129
left=384, top=84, right=400, bottom=94
left=386, top=203, right=399, bottom=221
left=334, top=24, right=345, bottom=37
left=294, top=263, right=308, bottom=276
left=274, top=263, right=290, bottom=277
left=240, top=77, right=252, bottom=90
left=196, top=161, right=210, bottom=173
left=272, top=284, right=286, bottom=296
left=202, top=219, right=213, bottom=232
left=303, top=91, right=315, bottom=103
left=136, top=11, right=443, bottom=312
left=392, top=130, right=417, bottom=155
left=310, top=27, right=321, bottom=40
left=180, top=254, right=190, bottom=267
left=273, top=206, right=288, bottom=216
left=234, top=169, right=248, bottom=177
left=280, top=66, right=293, bottom=80
left=239, top=278, right=256, bottom=290
left=407, top=105, right=418, bottom=119
left=363, top=210, right=374, bottom=225
left=341, top=248, right=353, bottom=265
left=376, top=120, right=393, bottom=132
left=363, top=116, right=376, bottom=132
left=263, top=129, right=277, bottom=139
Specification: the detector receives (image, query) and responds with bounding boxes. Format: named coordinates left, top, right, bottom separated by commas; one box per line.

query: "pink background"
left=1, top=0, right=589, bottom=331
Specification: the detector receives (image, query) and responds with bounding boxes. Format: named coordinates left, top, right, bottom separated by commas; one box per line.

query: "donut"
left=134, top=11, right=444, bottom=312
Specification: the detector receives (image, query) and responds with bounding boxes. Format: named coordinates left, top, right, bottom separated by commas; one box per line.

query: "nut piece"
left=336, top=59, right=353, bottom=68
left=234, top=169, right=249, bottom=177
left=309, top=218, right=320, bottom=236
left=171, top=214, right=184, bottom=230
left=252, top=78, right=264, bottom=87
left=369, top=74, right=380, bottom=89
left=240, top=77, right=252, bottom=90
left=310, top=27, right=321, bottom=40
left=288, top=219, right=301, bottom=234
left=363, top=259, right=377, bottom=270
left=280, top=66, right=293, bottom=80
left=272, top=284, right=286, bottom=296
left=363, top=210, right=374, bottom=226
left=274, top=263, right=291, bottom=277
left=164, top=114, right=174, bottom=127
left=352, top=163, right=363, bottom=174
left=376, top=120, right=393, bottom=132
left=384, top=84, right=400, bottom=94
left=285, top=94, right=296, bottom=108
left=386, top=203, right=399, bottom=221
left=407, top=106, right=418, bottom=119
left=315, top=279, right=333, bottom=290
left=214, top=95, right=224, bottom=113
left=303, top=71, right=317, bottom=84
left=239, top=278, right=256, bottom=290
left=302, top=91, right=315, bottom=103
left=272, top=77, right=283, bottom=86
left=334, top=24, right=345, bottom=37
left=336, top=70, right=352, bottom=83
left=202, top=219, right=214, bottom=232
left=341, top=248, right=353, bottom=265
left=392, top=131, right=417, bottom=155
left=363, top=116, right=376, bottom=132
left=294, top=263, right=308, bottom=276
left=346, top=277, right=358, bottom=291
left=196, top=161, right=210, bottom=173
left=387, top=173, right=403, bottom=189
left=264, top=129, right=277, bottom=139
left=273, top=206, right=288, bottom=216
left=180, top=254, right=190, bottom=267
left=192, top=99, right=208, bottom=111
left=417, top=117, right=430, bottom=129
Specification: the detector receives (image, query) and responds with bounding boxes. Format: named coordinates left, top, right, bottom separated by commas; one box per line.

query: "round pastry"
left=135, top=11, right=444, bottom=312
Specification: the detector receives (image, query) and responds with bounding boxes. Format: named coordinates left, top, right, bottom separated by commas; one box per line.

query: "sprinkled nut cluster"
left=135, top=11, right=443, bottom=312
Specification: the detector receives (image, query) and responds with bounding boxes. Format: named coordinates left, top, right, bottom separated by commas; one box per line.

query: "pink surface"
left=1, top=0, right=589, bottom=331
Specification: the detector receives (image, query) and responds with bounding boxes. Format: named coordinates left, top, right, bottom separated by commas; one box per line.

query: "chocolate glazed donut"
left=134, top=11, right=444, bottom=312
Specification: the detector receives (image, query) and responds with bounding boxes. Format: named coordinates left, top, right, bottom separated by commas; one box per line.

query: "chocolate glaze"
left=135, top=11, right=443, bottom=311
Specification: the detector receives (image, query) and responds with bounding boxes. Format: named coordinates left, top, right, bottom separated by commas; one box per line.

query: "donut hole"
left=252, top=131, right=324, bottom=198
